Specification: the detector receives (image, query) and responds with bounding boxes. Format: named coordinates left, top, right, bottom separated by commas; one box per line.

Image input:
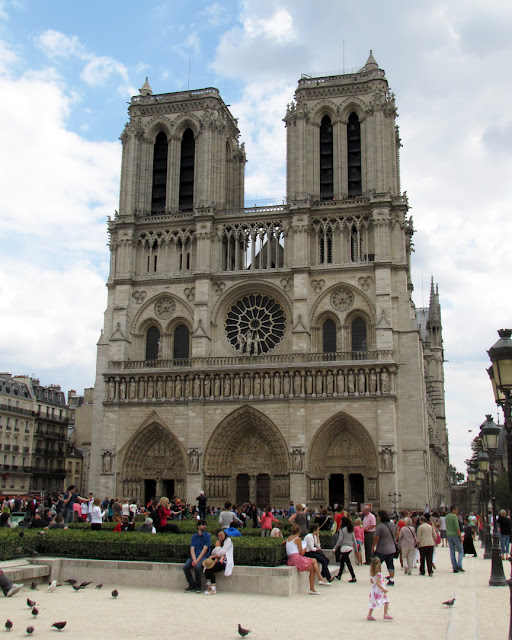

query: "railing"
left=131, top=87, right=220, bottom=104
left=0, top=403, right=34, bottom=417
left=108, top=350, right=390, bottom=371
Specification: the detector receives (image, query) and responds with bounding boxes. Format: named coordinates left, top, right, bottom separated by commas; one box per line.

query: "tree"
left=449, top=464, right=465, bottom=485
left=495, top=471, right=511, bottom=512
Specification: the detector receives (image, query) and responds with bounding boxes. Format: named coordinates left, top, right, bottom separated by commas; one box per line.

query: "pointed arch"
left=118, top=421, right=187, bottom=499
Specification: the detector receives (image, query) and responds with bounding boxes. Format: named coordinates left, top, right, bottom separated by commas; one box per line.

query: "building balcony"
left=0, top=403, right=34, bottom=417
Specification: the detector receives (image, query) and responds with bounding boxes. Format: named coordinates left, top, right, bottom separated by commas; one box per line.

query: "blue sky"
left=1, top=0, right=511, bottom=473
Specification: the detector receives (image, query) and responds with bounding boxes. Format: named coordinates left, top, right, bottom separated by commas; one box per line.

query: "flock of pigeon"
left=4, top=579, right=120, bottom=635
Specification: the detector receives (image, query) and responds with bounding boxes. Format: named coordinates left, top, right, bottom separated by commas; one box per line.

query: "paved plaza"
left=1, top=546, right=509, bottom=639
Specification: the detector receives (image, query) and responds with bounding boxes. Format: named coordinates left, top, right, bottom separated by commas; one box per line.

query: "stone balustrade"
left=104, top=362, right=396, bottom=403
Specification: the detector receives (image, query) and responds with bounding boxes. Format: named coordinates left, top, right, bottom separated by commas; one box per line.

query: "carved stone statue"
left=263, top=374, right=271, bottom=397
left=175, top=377, right=182, bottom=398
left=147, top=378, right=154, bottom=399
left=189, top=449, right=200, bottom=473
left=326, top=372, right=334, bottom=395
left=315, top=372, right=323, bottom=395
left=273, top=373, right=281, bottom=396
left=381, top=369, right=390, bottom=393
left=156, top=377, right=163, bottom=399
left=204, top=376, right=211, bottom=398
left=293, top=373, right=301, bottom=395
left=233, top=375, right=241, bottom=397
left=224, top=376, right=231, bottom=397
left=283, top=373, right=290, bottom=395
left=214, top=376, right=221, bottom=397
left=193, top=376, right=201, bottom=398
left=129, top=378, right=136, bottom=400
left=358, top=370, right=365, bottom=394
left=381, top=447, right=394, bottom=471
left=243, top=375, right=251, bottom=397
left=369, top=370, right=377, bottom=394
left=138, top=378, right=145, bottom=399
left=108, top=379, right=115, bottom=401
left=119, top=379, right=126, bottom=400
left=102, top=451, right=113, bottom=474
left=348, top=371, right=355, bottom=394
left=291, top=448, right=303, bottom=471
left=306, top=372, right=313, bottom=395
left=336, top=371, right=344, bottom=394
left=253, top=374, right=261, bottom=396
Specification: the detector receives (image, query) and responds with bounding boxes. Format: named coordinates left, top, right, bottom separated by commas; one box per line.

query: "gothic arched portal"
left=119, top=421, right=186, bottom=503
left=203, top=406, right=289, bottom=507
left=308, top=412, right=378, bottom=509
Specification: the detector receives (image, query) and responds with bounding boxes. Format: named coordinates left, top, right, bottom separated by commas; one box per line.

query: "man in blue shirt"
left=183, top=520, right=211, bottom=592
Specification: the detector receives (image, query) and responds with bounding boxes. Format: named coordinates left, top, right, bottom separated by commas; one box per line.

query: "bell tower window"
left=322, top=319, right=337, bottom=353
left=347, top=112, right=362, bottom=196
left=351, top=317, right=367, bottom=352
left=145, top=326, right=160, bottom=361
left=151, top=132, right=168, bottom=212
left=179, top=128, right=195, bottom=211
left=173, top=324, right=190, bottom=360
left=320, top=115, right=333, bottom=201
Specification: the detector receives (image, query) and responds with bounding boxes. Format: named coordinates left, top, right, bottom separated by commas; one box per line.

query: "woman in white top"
left=304, top=523, right=333, bottom=582
left=286, top=523, right=330, bottom=595
left=89, top=498, right=106, bottom=531
left=203, top=529, right=234, bottom=595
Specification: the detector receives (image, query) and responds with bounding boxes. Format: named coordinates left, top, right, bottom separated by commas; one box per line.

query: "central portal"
left=204, top=406, right=290, bottom=506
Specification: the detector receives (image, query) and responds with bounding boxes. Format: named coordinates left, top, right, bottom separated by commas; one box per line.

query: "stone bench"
left=0, top=559, right=50, bottom=584
left=30, top=557, right=339, bottom=597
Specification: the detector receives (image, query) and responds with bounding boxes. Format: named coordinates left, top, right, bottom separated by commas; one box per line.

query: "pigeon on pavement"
left=95, top=584, right=103, bottom=589
left=51, top=622, right=67, bottom=631
left=26, top=627, right=34, bottom=635
left=31, top=608, right=39, bottom=618
left=30, top=582, right=37, bottom=590
left=442, top=598, right=455, bottom=607
left=238, top=624, right=251, bottom=637
left=45, top=581, right=57, bottom=593
left=5, top=620, right=13, bottom=632
left=79, top=582, right=92, bottom=588
left=27, top=599, right=36, bottom=608
left=64, top=580, right=76, bottom=585
left=111, top=589, right=119, bottom=599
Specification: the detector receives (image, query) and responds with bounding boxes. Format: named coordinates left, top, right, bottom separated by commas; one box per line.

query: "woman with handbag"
left=333, top=516, right=357, bottom=582
left=372, top=510, right=398, bottom=586
left=398, top=517, right=417, bottom=574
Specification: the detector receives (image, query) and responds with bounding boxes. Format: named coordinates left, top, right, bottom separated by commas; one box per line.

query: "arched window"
left=179, top=128, right=195, bottom=211
left=151, top=132, right=168, bottom=212
left=319, top=230, right=333, bottom=264
left=173, top=324, right=190, bottom=360
left=145, top=326, right=160, bottom=361
left=320, top=115, right=333, bottom=201
left=347, top=112, right=362, bottom=196
left=322, top=319, right=337, bottom=353
left=352, top=317, right=367, bottom=352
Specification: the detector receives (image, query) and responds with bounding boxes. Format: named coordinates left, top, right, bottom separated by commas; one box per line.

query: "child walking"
left=367, top=557, right=393, bottom=621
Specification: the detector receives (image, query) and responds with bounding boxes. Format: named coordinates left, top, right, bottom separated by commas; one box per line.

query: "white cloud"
left=173, top=32, right=201, bottom=58
left=242, top=8, right=296, bottom=44
left=36, top=29, right=83, bottom=58
left=0, top=37, right=18, bottom=74
left=199, top=3, right=231, bottom=27
left=36, top=29, right=135, bottom=97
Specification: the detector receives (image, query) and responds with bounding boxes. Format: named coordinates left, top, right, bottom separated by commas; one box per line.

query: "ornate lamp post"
left=480, top=415, right=506, bottom=586
left=487, top=329, right=512, bottom=512
left=475, top=470, right=484, bottom=544
left=478, top=450, right=492, bottom=559
left=467, top=465, right=477, bottom=514
left=388, top=491, right=401, bottom=512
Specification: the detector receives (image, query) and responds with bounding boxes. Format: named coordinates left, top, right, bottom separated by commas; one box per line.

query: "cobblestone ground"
left=1, top=545, right=509, bottom=639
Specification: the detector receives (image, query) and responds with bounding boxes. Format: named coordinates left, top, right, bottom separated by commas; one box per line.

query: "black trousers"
left=204, top=562, right=226, bottom=584
left=337, top=552, right=356, bottom=579
left=305, top=551, right=331, bottom=580
left=364, top=531, right=374, bottom=564
left=419, top=546, right=434, bottom=575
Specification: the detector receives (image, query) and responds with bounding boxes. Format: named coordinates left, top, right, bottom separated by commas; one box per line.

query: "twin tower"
left=90, top=53, right=450, bottom=511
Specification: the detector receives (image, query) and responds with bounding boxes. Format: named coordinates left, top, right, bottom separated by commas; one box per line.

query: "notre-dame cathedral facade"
left=89, top=53, right=450, bottom=511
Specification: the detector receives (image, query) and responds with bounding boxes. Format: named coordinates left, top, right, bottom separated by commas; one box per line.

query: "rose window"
left=225, top=294, right=285, bottom=355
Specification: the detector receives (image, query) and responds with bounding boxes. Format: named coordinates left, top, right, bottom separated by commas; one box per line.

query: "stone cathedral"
left=89, top=52, right=451, bottom=511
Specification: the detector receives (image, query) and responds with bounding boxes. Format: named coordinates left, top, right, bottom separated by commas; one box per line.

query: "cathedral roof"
left=365, top=50, right=379, bottom=71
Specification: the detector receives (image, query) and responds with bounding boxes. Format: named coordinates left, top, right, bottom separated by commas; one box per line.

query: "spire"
left=139, top=77, right=153, bottom=97
left=365, top=50, right=379, bottom=71
left=428, top=276, right=441, bottom=329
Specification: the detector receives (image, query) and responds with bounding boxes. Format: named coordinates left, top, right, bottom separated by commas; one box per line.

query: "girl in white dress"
left=367, top=557, right=392, bottom=621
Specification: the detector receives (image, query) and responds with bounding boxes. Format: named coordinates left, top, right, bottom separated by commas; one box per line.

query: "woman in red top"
left=259, top=507, right=278, bottom=537
left=155, top=497, right=179, bottom=533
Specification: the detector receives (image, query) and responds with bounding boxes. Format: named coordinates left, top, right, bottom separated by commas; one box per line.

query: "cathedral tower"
left=90, top=54, right=450, bottom=511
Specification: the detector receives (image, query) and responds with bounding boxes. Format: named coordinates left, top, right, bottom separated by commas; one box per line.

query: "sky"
left=0, top=0, right=511, bottom=475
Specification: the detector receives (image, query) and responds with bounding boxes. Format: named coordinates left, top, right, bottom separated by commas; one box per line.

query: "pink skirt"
left=287, top=553, right=313, bottom=571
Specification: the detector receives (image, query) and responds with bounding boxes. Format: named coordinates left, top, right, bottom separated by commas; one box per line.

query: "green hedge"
left=0, top=528, right=287, bottom=567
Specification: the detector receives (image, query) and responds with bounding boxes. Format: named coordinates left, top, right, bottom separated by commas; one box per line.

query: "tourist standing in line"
left=439, top=512, right=447, bottom=546
left=372, top=511, right=397, bottom=586
left=89, top=498, right=105, bottom=531
left=362, top=505, right=376, bottom=564
left=445, top=505, right=464, bottom=573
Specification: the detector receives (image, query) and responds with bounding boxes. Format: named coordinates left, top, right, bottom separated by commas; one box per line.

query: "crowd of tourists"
left=2, top=491, right=510, bottom=613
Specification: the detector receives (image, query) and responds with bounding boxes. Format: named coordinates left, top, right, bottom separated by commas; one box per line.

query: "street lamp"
left=478, top=450, right=492, bottom=559
left=487, top=329, right=512, bottom=512
left=480, top=415, right=506, bottom=586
